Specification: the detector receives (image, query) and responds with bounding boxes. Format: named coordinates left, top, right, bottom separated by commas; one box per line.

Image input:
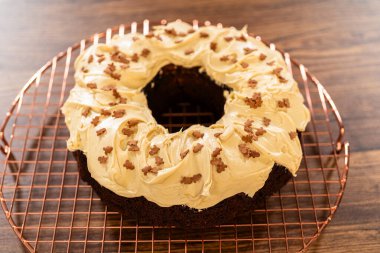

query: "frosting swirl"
left=62, top=20, right=310, bottom=209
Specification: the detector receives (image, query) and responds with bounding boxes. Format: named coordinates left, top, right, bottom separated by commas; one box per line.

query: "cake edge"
left=73, top=150, right=292, bottom=227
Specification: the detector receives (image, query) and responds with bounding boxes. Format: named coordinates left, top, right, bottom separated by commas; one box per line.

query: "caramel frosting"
left=61, top=20, right=310, bottom=210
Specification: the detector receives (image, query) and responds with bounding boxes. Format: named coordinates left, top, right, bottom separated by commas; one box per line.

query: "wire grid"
left=0, top=20, right=349, bottom=253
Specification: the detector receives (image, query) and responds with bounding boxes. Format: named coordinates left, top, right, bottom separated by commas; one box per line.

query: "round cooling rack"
left=0, top=20, right=349, bottom=253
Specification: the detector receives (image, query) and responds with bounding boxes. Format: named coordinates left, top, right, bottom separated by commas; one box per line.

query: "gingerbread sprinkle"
left=149, top=145, right=160, bottom=155
left=214, top=132, right=223, bottom=138
left=103, top=146, right=113, bottom=154
left=127, top=119, right=140, bottom=127
left=259, top=53, right=267, bottom=61
left=112, top=109, right=126, bottom=118
left=123, top=160, right=135, bottom=170
left=86, top=82, right=97, bottom=89
left=192, top=130, right=204, bottom=139
left=273, top=67, right=283, bottom=75
left=210, top=157, right=227, bottom=173
left=193, top=143, right=204, bottom=153
left=96, top=128, right=107, bottom=136
left=88, top=55, right=94, bottom=63
left=180, top=173, right=202, bottom=184
left=220, top=55, right=229, bottom=62
left=278, top=98, right=290, bottom=108
left=224, top=36, right=233, bottom=42
left=100, top=109, right=111, bottom=116
left=210, top=42, right=217, bottom=51
left=82, top=107, right=91, bottom=117
left=141, top=48, right=151, bottom=57
left=211, top=147, right=222, bottom=157
left=127, top=140, right=139, bottom=151
left=256, top=127, right=266, bottom=136
left=248, top=78, right=257, bottom=88
left=122, top=128, right=134, bottom=136
left=180, top=149, right=190, bottom=159
left=240, top=62, right=249, bottom=68
left=289, top=131, right=297, bottom=140
left=238, top=143, right=260, bottom=158
left=142, top=165, right=158, bottom=175
left=263, top=117, right=271, bottom=127
left=200, top=32, right=209, bottom=38
left=131, top=53, right=139, bottom=62
left=155, top=156, right=164, bottom=166
left=244, top=92, right=263, bottom=109
left=98, top=156, right=108, bottom=164
left=244, top=47, right=257, bottom=55
left=91, top=116, right=100, bottom=126
left=184, top=49, right=194, bottom=55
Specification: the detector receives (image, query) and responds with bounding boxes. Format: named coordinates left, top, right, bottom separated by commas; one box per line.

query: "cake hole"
left=144, top=64, right=230, bottom=133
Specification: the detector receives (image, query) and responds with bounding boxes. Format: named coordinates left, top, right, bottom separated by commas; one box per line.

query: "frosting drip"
left=62, top=20, right=310, bottom=209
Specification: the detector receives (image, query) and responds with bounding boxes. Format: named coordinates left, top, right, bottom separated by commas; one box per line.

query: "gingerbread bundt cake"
left=62, top=20, right=310, bottom=226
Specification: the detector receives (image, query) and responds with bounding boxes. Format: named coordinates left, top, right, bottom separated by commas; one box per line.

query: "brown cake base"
left=73, top=150, right=292, bottom=227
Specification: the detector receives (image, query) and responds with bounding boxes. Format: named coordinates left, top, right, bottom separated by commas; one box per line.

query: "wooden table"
left=0, top=0, right=379, bottom=252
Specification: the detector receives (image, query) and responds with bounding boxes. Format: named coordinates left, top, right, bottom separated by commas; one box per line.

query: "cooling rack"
left=0, top=20, right=349, bottom=252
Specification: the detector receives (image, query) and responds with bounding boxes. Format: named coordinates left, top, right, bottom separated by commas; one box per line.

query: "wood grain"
left=0, top=0, right=379, bottom=252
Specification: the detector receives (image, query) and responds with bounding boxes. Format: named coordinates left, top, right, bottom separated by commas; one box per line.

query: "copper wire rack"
left=0, top=20, right=349, bottom=253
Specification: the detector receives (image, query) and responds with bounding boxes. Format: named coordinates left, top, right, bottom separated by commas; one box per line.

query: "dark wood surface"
left=0, top=0, right=379, bottom=252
